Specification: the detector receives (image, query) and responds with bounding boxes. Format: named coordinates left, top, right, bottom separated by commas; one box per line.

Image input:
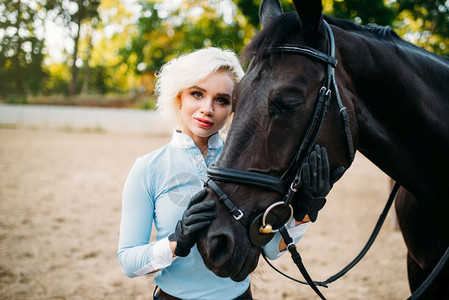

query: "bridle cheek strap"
left=205, top=178, right=243, bottom=221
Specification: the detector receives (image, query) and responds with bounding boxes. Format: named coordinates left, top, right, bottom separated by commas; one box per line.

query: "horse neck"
left=334, top=27, right=449, bottom=203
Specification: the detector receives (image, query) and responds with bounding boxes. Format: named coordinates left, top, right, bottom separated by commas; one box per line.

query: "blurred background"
left=1, top=1, right=448, bottom=299
left=1, top=0, right=448, bottom=109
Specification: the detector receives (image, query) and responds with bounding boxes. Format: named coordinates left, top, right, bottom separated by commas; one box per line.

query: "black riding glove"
left=293, top=144, right=345, bottom=222
left=168, top=189, right=216, bottom=257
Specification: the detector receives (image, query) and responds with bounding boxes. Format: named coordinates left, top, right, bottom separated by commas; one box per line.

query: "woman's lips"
left=195, top=117, right=214, bottom=128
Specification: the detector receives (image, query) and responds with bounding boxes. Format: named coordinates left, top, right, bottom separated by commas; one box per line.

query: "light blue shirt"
left=117, top=131, right=291, bottom=299
left=118, top=132, right=244, bottom=299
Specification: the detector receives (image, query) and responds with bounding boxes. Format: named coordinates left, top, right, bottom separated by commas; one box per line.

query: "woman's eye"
left=215, top=97, right=230, bottom=105
left=191, top=91, right=203, bottom=99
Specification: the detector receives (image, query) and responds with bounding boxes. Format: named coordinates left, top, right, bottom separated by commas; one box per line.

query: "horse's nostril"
left=208, top=233, right=234, bottom=266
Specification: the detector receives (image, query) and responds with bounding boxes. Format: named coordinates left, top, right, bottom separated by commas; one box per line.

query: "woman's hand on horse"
left=168, top=189, right=216, bottom=257
left=304, top=145, right=331, bottom=197
left=294, top=145, right=344, bottom=222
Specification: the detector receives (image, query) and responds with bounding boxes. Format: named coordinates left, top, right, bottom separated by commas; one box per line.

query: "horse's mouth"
left=200, top=243, right=260, bottom=281
left=229, top=246, right=260, bottom=282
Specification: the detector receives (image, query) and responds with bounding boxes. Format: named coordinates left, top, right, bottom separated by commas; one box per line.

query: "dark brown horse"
left=196, top=0, right=449, bottom=298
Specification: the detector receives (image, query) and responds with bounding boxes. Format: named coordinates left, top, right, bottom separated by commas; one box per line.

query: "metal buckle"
left=233, top=209, right=244, bottom=221
left=290, top=181, right=298, bottom=193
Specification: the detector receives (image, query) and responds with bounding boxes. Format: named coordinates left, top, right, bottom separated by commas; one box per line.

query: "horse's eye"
left=268, top=91, right=304, bottom=117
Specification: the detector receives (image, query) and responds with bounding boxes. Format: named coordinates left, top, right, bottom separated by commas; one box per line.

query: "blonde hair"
left=155, top=47, right=244, bottom=130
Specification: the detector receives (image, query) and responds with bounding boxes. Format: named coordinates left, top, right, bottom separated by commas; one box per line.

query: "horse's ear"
left=259, top=0, right=283, bottom=28
left=293, top=0, right=323, bottom=37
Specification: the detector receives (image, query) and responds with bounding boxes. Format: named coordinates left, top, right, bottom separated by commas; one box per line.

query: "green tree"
left=234, top=0, right=294, bottom=29
left=121, top=0, right=254, bottom=87
left=3, top=0, right=447, bottom=100
left=233, top=0, right=394, bottom=27
left=0, top=0, right=47, bottom=99
left=330, top=0, right=396, bottom=25
left=235, top=0, right=447, bottom=55
left=46, top=0, right=101, bottom=95
left=394, top=0, right=449, bottom=55
left=90, top=0, right=140, bottom=94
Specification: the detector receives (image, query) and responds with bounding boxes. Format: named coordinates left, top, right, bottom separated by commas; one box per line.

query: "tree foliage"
left=45, top=0, right=101, bottom=95
left=82, top=0, right=138, bottom=94
left=234, top=0, right=295, bottom=29
left=0, top=0, right=448, bottom=101
left=0, top=0, right=48, bottom=99
left=121, top=1, right=252, bottom=76
left=393, top=0, right=449, bottom=55
left=330, top=0, right=396, bottom=25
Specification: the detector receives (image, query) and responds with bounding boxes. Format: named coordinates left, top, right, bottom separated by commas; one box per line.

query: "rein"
left=262, top=182, right=400, bottom=288
left=262, top=181, right=449, bottom=300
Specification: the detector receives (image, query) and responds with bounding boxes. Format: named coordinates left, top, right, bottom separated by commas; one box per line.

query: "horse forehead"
left=238, top=62, right=288, bottom=97
left=249, top=55, right=320, bottom=87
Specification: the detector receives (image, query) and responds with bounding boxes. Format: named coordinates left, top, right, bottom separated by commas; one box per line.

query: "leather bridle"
left=205, top=20, right=354, bottom=244
left=204, top=20, right=354, bottom=299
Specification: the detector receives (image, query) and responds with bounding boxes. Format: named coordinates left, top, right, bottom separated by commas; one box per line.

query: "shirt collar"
left=170, top=131, right=224, bottom=149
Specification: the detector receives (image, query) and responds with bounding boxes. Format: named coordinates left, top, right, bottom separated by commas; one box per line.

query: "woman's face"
left=179, top=70, right=234, bottom=142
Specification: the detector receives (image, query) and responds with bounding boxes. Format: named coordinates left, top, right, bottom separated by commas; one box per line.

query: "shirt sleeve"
left=117, top=158, right=174, bottom=277
left=262, top=219, right=311, bottom=260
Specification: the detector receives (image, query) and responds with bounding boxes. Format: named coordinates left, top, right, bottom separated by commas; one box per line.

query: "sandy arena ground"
left=0, top=128, right=411, bottom=299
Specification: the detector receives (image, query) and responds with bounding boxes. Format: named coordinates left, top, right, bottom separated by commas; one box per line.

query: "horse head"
left=196, top=0, right=358, bottom=281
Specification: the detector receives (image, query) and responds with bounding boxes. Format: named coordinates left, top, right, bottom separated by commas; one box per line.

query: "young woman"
left=117, top=47, right=332, bottom=299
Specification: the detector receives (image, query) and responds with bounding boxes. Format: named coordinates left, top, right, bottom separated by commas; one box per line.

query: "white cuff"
left=287, top=221, right=310, bottom=241
left=274, top=220, right=311, bottom=258
left=133, top=237, right=176, bottom=276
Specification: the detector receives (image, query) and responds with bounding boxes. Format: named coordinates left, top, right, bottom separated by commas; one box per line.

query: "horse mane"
left=243, top=12, right=404, bottom=63
left=323, top=15, right=400, bottom=40
left=324, top=16, right=449, bottom=64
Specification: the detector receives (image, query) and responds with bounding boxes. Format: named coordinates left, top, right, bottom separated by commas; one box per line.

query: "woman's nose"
left=200, top=99, right=214, bottom=115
